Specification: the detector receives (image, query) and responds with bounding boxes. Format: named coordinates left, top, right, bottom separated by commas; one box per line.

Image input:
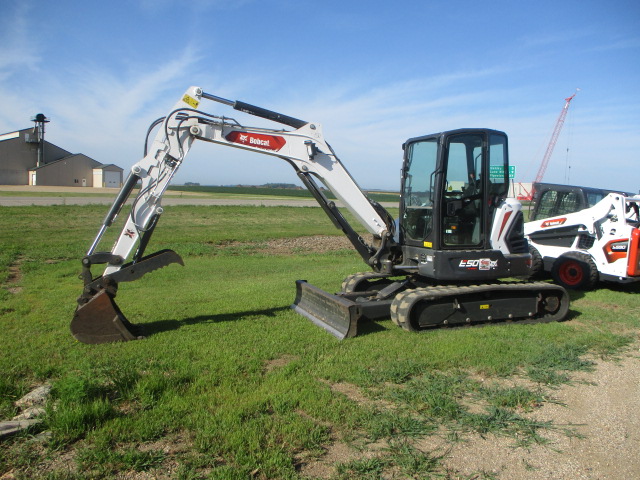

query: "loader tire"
left=551, top=251, right=598, bottom=290
left=528, top=245, right=544, bottom=279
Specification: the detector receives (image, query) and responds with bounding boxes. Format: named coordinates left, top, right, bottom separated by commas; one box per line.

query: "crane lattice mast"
left=534, top=90, right=578, bottom=184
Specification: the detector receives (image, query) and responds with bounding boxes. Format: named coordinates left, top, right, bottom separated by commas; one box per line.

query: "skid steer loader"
left=71, top=86, right=569, bottom=344
left=525, top=183, right=640, bottom=289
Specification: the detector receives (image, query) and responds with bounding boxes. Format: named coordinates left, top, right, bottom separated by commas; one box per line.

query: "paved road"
left=0, top=186, right=398, bottom=208
left=0, top=197, right=399, bottom=209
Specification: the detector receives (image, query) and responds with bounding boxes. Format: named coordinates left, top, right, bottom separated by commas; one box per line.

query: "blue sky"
left=1, top=0, right=639, bottom=192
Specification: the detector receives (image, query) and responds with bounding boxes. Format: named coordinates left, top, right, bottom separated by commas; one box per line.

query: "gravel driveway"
left=436, top=348, right=640, bottom=479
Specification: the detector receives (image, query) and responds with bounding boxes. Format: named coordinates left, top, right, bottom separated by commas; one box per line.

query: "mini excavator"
left=71, top=86, right=569, bottom=343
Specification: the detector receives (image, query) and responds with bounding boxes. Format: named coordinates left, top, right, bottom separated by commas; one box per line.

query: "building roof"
left=28, top=153, right=101, bottom=171
left=93, top=163, right=123, bottom=171
left=0, top=131, right=21, bottom=142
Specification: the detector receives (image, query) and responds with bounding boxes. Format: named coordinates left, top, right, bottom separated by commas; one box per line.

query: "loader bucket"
left=71, top=290, right=142, bottom=344
left=291, top=280, right=362, bottom=339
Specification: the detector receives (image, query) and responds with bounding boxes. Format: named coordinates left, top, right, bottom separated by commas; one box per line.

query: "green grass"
left=166, top=185, right=399, bottom=204
left=0, top=204, right=638, bottom=478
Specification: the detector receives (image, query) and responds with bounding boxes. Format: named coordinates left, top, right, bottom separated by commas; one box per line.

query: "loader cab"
left=528, top=183, right=635, bottom=221
left=400, top=129, right=509, bottom=251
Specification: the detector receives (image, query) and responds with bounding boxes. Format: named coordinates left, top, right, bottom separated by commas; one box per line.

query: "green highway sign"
left=489, top=165, right=516, bottom=179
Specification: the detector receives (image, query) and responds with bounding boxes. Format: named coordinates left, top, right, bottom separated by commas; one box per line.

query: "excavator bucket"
left=71, top=290, right=142, bottom=344
left=71, top=249, right=184, bottom=344
left=291, top=280, right=362, bottom=339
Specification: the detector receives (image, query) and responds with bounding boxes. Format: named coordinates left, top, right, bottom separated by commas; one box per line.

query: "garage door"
left=104, top=171, right=121, bottom=188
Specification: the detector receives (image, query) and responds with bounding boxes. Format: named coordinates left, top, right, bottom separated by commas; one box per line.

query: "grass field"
left=0, top=203, right=638, bottom=479
left=166, top=186, right=400, bottom=204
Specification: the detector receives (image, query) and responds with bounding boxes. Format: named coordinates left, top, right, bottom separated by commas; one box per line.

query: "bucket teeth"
left=71, top=290, right=142, bottom=344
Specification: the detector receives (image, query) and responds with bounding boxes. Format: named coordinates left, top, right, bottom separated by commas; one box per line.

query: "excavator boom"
left=73, top=87, right=395, bottom=343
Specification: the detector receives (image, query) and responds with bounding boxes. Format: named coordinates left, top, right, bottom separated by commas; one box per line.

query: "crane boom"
left=534, top=91, right=578, bottom=184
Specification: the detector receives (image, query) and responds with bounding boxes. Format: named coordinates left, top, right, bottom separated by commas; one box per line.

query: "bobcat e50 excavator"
left=71, top=86, right=569, bottom=344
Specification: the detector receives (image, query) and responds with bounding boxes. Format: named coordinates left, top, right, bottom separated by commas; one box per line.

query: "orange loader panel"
left=628, top=228, right=640, bottom=277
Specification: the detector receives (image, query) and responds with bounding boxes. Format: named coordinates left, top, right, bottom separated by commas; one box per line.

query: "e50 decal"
left=459, top=258, right=498, bottom=270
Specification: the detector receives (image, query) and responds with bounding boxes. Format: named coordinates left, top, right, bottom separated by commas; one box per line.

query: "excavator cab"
left=402, top=129, right=506, bottom=249
left=399, top=129, right=530, bottom=282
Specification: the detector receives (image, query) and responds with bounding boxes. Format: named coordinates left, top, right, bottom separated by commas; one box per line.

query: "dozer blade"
left=71, top=290, right=142, bottom=344
left=291, top=280, right=363, bottom=339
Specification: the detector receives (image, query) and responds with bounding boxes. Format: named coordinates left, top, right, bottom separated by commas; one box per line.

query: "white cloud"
left=43, top=48, right=203, bottom=163
left=589, top=35, right=640, bottom=52
left=0, top=2, right=40, bottom=80
left=519, top=29, right=592, bottom=48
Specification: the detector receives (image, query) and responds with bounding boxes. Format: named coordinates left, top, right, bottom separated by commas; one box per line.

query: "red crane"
left=517, top=90, right=578, bottom=201
left=534, top=91, right=578, bottom=184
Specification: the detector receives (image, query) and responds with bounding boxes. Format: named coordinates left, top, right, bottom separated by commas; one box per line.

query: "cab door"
left=400, top=136, right=440, bottom=248
left=440, top=132, right=485, bottom=249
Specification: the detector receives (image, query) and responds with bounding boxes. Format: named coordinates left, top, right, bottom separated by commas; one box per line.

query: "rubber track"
left=341, top=271, right=392, bottom=293
left=390, top=282, right=569, bottom=331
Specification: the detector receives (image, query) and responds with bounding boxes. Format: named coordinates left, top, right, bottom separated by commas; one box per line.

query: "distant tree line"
left=179, top=182, right=301, bottom=189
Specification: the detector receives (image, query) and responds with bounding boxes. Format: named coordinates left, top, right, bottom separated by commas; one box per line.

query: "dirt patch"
left=298, top=439, right=365, bottom=478
left=298, top=436, right=388, bottom=479
left=299, top=347, right=640, bottom=479
left=4, top=256, right=24, bottom=294
left=322, top=381, right=370, bottom=405
left=215, top=235, right=358, bottom=255
left=261, top=236, right=354, bottom=254
left=264, top=354, right=299, bottom=373
left=297, top=381, right=392, bottom=478
left=320, top=379, right=398, bottom=412
left=30, top=446, right=77, bottom=479
left=32, top=433, right=198, bottom=480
